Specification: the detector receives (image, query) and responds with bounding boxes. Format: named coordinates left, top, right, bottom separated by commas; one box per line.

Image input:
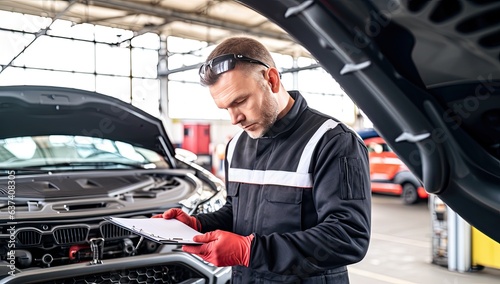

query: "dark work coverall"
left=197, top=91, right=371, bottom=283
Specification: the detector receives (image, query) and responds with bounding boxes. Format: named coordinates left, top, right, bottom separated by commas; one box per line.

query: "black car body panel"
left=238, top=0, right=500, bottom=242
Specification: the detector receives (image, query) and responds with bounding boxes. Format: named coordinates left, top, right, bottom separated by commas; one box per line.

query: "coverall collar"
left=262, top=91, right=306, bottom=138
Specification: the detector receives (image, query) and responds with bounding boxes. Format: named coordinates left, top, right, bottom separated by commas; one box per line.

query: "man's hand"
left=152, top=208, right=200, bottom=231
left=182, top=230, right=254, bottom=267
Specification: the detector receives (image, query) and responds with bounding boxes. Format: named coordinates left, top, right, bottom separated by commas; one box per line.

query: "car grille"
left=37, top=264, right=205, bottom=284
left=16, top=229, right=43, bottom=246
left=53, top=226, right=90, bottom=244
left=13, top=223, right=137, bottom=248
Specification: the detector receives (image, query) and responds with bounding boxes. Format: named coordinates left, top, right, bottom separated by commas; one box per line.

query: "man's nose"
left=228, top=108, right=243, bottom=125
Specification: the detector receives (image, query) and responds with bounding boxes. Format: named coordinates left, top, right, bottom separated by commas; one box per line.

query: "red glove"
left=182, top=230, right=254, bottom=267
left=151, top=208, right=201, bottom=231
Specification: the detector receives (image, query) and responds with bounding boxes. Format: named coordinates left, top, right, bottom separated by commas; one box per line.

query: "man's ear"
left=266, top=67, right=281, bottom=93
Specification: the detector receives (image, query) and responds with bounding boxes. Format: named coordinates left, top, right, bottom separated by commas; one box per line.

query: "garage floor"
left=349, top=194, right=500, bottom=284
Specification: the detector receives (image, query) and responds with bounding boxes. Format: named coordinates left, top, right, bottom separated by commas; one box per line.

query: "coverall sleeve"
left=249, top=131, right=371, bottom=275
left=196, top=198, right=233, bottom=233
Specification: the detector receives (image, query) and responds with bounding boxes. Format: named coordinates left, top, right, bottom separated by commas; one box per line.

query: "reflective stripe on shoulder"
left=227, top=119, right=339, bottom=188
left=226, top=130, right=243, bottom=169
left=296, top=119, right=339, bottom=173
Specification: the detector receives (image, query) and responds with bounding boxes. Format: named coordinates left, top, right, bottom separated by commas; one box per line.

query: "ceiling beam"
left=85, top=0, right=293, bottom=42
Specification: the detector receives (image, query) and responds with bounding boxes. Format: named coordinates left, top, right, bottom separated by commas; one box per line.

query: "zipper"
left=343, top=157, right=353, bottom=199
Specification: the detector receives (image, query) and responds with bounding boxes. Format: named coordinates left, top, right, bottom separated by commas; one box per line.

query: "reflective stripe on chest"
left=226, top=119, right=339, bottom=188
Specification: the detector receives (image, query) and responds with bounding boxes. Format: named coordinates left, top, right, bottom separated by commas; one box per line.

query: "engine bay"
left=0, top=169, right=201, bottom=271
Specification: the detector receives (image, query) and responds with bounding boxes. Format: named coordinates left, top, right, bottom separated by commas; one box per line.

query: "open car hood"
left=0, top=85, right=176, bottom=162
left=238, top=0, right=500, bottom=242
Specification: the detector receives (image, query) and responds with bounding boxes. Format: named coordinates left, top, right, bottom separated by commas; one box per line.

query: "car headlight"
left=187, top=184, right=226, bottom=214
left=175, top=155, right=227, bottom=214
left=180, top=180, right=226, bottom=214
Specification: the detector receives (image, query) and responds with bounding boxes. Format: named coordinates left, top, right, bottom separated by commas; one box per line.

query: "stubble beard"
left=246, top=94, right=279, bottom=139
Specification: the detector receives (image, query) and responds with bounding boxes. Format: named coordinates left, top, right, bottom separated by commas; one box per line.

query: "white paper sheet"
left=106, top=217, right=202, bottom=245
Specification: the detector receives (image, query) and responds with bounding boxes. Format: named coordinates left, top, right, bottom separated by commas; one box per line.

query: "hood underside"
left=0, top=85, right=175, bottom=159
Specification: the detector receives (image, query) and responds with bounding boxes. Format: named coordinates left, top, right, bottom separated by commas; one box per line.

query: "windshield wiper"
left=0, top=168, right=53, bottom=175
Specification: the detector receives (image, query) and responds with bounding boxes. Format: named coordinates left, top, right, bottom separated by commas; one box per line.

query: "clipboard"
left=105, top=217, right=202, bottom=245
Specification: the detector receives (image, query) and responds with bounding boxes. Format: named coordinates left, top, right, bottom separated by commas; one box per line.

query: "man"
left=155, top=36, right=371, bottom=283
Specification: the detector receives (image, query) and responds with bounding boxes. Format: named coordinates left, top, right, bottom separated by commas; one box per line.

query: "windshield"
left=0, top=135, right=169, bottom=171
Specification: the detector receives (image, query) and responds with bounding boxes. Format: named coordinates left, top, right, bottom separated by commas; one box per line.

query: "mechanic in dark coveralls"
left=155, top=36, right=371, bottom=283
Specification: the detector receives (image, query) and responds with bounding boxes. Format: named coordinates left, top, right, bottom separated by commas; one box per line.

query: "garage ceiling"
left=0, top=0, right=310, bottom=57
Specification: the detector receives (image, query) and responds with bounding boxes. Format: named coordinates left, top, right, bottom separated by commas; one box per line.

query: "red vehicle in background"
left=359, top=130, right=429, bottom=205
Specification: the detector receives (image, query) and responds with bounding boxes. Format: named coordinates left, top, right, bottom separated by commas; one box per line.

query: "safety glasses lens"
left=199, top=54, right=269, bottom=78
left=210, top=57, right=236, bottom=76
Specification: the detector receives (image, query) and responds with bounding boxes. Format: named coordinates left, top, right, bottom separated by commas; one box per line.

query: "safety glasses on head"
left=198, top=54, right=270, bottom=78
